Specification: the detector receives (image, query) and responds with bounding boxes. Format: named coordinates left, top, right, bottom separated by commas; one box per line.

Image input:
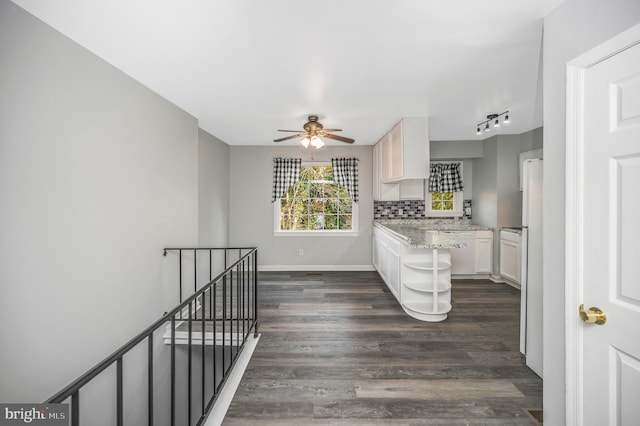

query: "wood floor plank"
left=354, top=379, right=524, bottom=399
left=222, top=271, right=542, bottom=424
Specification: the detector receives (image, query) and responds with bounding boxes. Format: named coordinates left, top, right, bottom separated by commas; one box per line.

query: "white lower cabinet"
left=499, top=230, right=521, bottom=284
left=373, top=225, right=452, bottom=322
left=439, top=230, right=493, bottom=276
left=439, top=231, right=474, bottom=274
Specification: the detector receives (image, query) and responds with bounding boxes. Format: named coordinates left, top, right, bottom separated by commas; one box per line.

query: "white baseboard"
left=258, top=264, right=376, bottom=272
left=451, top=274, right=493, bottom=280
left=204, top=334, right=261, bottom=426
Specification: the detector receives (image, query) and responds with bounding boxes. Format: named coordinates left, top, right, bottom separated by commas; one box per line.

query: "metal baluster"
left=201, top=287, right=205, bottom=418
left=148, top=334, right=154, bottom=426
left=188, top=300, right=192, bottom=426
left=117, top=357, right=123, bottom=426
left=179, top=250, right=183, bottom=319
left=171, top=316, right=176, bottom=426
left=71, top=391, right=79, bottom=426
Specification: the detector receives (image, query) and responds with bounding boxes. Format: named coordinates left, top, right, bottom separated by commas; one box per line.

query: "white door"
left=567, top=25, right=640, bottom=425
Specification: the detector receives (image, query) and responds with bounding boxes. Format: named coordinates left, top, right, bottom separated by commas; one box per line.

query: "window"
left=275, top=163, right=357, bottom=234
left=426, top=162, right=463, bottom=217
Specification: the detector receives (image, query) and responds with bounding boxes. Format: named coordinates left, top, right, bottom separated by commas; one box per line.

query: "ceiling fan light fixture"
left=310, top=136, right=324, bottom=148
left=273, top=116, right=355, bottom=147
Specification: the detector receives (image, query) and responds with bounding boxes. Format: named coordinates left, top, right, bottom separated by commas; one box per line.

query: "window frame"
left=274, top=162, right=359, bottom=236
left=425, top=161, right=464, bottom=217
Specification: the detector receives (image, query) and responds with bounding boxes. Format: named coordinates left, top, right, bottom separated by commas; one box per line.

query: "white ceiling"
left=12, top=0, right=564, bottom=146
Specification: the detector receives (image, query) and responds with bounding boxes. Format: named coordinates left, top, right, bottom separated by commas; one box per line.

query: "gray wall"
left=0, top=1, right=227, bottom=404
left=472, top=128, right=543, bottom=274
left=229, top=145, right=374, bottom=269
left=198, top=128, right=230, bottom=246
left=543, top=1, right=640, bottom=424
left=430, top=140, right=483, bottom=159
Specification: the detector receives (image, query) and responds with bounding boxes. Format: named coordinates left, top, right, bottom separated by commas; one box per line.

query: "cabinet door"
left=372, top=144, right=380, bottom=201
left=372, top=235, right=380, bottom=270
left=474, top=238, right=493, bottom=274
left=380, top=134, right=392, bottom=181
left=389, top=121, right=403, bottom=180
left=375, top=138, right=400, bottom=201
left=499, top=239, right=521, bottom=283
left=388, top=246, right=401, bottom=299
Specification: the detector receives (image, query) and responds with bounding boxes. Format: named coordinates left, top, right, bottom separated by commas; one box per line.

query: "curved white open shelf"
left=403, top=261, right=451, bottom=271
left=404, top=281, right=452, bottom=293
left=404, top=302, right=452, bottom=315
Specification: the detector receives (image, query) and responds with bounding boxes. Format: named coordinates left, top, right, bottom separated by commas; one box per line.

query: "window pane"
left=443, top=192, right=454, bottom=201
left=280, top=214, right=293, bottom=230
left=310, top=199, right=325, bottom=213
left=339, top=198, right=353, bottom=214
left=324, top=215, right=338, bottom=230
left=309, top=183, right=322, bottom=198
left=432, top=201, right=442, bottom=210
left=309, top=214, right=326, bottom=230
left=338, top=215, right=352, bottom=230
left=324, top=166, right=334, bottom=181
left=432, top=192, right=443, bottom=201
left=293, top=213, right=308, bottom=230
left=443, top=201, right=454, bottom=210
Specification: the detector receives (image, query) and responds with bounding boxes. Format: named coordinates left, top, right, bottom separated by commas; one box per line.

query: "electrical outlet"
left=298, top=248, right=304, bottom=256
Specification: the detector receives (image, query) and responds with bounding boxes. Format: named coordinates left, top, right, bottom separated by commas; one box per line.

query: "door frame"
left=565, top=22, right=640, bottom=426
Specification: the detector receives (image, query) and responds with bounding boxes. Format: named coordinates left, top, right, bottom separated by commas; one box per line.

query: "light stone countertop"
left=374, top=220, right=494, bottom=250
left=374, top=221, right=466, bottom=250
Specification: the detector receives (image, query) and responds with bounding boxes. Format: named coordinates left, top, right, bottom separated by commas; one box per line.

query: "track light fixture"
left=476, top=111, right=510, bottom=135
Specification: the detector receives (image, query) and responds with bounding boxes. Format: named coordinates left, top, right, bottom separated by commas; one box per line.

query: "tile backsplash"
left=374, top=199, right=472, bottom=220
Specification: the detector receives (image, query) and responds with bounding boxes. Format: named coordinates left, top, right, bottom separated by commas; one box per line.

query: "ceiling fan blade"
left=321, top=128, right=343, bottom=132
left=323, top=133, right=355, bottom=144
left=273, top=134, right=305, bottom=142
left=277, top=129, right=303, bottom=132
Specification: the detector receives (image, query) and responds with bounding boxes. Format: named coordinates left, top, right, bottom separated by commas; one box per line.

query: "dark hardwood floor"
left=223, top=271, right=542, bottom=425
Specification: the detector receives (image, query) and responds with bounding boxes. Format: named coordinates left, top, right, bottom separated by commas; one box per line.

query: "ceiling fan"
left=273, top=115, right=355, bottom=148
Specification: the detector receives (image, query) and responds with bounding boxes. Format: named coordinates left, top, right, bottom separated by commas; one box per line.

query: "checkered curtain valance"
left=428, top=162, right=464, bottom=192
left=272, top=158, right=301, bottom=202
left=331, top=158, right=359, bottom=203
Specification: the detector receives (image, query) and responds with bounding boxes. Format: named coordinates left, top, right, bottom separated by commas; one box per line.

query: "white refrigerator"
left=520, top=159, right=543, bottom=377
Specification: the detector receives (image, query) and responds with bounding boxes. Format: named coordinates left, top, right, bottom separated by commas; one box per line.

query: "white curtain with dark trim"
left=331, top=158, right=359, bottom=203
left=428, top=162, right=464, bottom=192
left=272, top=158, right=301, bottom=202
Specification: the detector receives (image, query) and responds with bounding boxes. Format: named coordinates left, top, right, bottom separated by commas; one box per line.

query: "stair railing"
left=46, top=247, right=258, bottom=426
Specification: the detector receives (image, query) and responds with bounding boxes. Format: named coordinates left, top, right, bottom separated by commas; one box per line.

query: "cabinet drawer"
left=439, top=231, right=475, bottom=239
left=500, top=230, right=521, bottom=243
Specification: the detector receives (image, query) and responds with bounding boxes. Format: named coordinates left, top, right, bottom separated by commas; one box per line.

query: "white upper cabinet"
left=373, top=117, right=430, bottom=201
left=382, top=117, right=430, bottom=183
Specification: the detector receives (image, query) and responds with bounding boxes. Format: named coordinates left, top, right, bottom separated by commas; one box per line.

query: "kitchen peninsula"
left=373, top=220, right=493, bottom=322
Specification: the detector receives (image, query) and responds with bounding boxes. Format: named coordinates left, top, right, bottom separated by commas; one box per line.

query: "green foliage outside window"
left=279, top=165, right=353, bottom=231
left=431, top=191, right=455, bottom=211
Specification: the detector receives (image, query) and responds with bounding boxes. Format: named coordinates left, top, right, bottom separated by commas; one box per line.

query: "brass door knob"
left=579, top=304, right=606, bottom=325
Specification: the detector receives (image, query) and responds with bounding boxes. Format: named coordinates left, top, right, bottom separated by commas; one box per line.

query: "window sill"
left=274, top=230, right=359, bottom=237
left=424, top=211, right=463, bottom=217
